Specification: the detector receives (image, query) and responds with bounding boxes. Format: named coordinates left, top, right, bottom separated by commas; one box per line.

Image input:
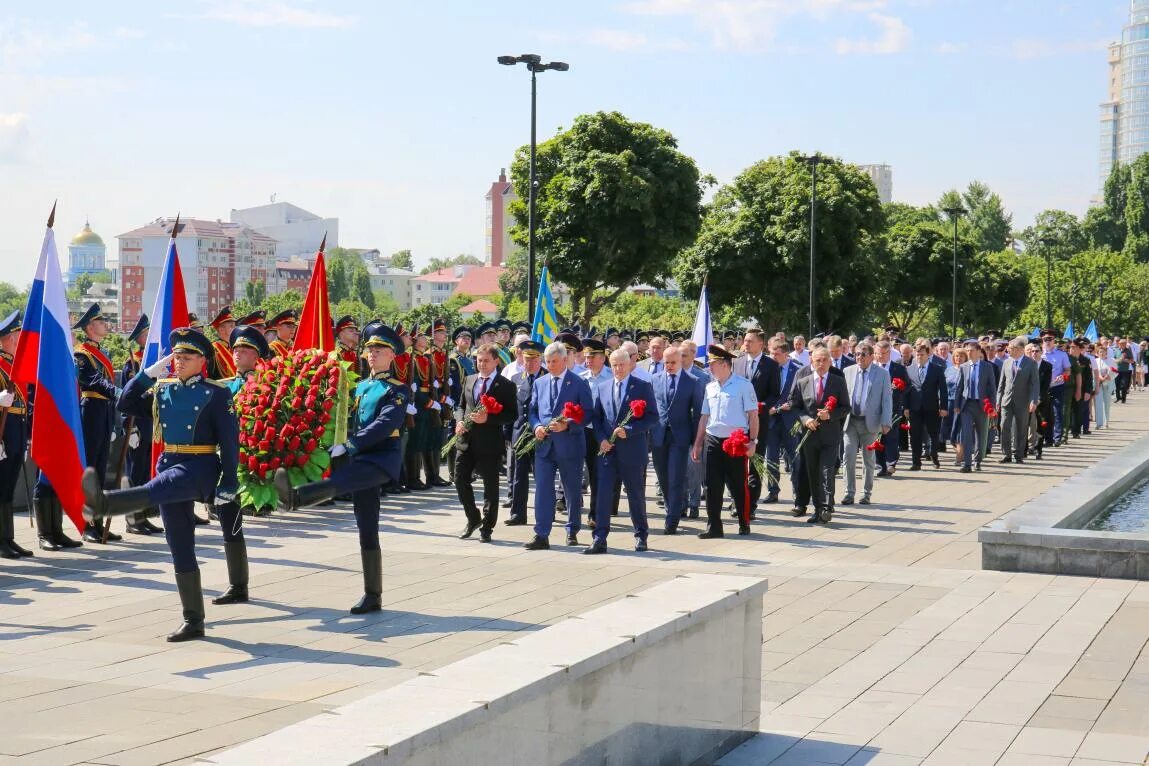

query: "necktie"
left=614, top=380, right=622, bottom=421
left=550, top=376, right=559, bottom=411
left=749, top=357, right=756, bottom=378
left=816, top=376, right=824, bottom=404
left=1013, top=359, right=1020, bottom=376
left=780, top=364, right=788, bottom=393
left=668, top=373, right=677, bottom=402
left=918, top=365, right=925, bottom=385
left=968, top=363, right=977, bottom=399
left=653, top=361, right=661, bottom=374
left=852, top=369, right=864, bottom=416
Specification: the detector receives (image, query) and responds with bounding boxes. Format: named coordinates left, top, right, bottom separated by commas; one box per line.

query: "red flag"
left=293, top=237, right=334, bottom=352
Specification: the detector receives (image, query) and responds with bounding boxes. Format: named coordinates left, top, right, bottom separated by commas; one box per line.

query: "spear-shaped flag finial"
left=170, top=213, right=182, bottom=238
left=319, top=232, right=327, bottom=254
left=47, top=200, right=57, bottom=229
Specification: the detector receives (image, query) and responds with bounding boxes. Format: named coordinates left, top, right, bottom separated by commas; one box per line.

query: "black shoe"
left=480, top=530, right=492, bottom=543
left=738, top=525, right=751, bottom=536
left=583, top=542, right=608, bottom=555
left=167, top=620, right=205, bottom=642
left=876, top=468, right=889, bottom=477
left=125, top=522, right=153, bottom=535
left=1015, top=458, right=1025, bottom=465
left=791, top=506, right=808, bottom=517
left=524, top=536, right=550, bottom=551
left=655, top=498, right=665, bottom=507
left=999, top=456, right=1013, bottom=464
left=565, top=534, right=579, bottom=546
left=504, top=517, right=527, bottom=526
left=193, top=512, right=210, bottom=525
left=0, top=541, right=20, bottom=560
left=687, top=508, right=699, bottom=519
left=820, top=509, right=833, bottom=523
left=501, top=500, right=512, bottom=509
left=634, top=539, right=648, bottom=552
left=407, top=479, right=428, bottom=491
left=429, top=477, right=452, bottom=488
left=909, top=465, right=922, bottom=471
left=458, top=521, right=480, bottom=540
left=859, top=496, right=871, bottom=505
left=959, top=466, right=972, bottom=473
left=698, top=530, right=724, bottom=539
left=975, top=463, right=982, bottom=472
left=932, top=456, right=941, bottom=468
left=141, top=518, right=164, bottom=534
left=350, top=593, right=382, bottom=614
left=38, top=537, right=62, bottom=552
left=5, top=539, right=32, bottom=558
left=764, top=493, right=779, bottom=504
left=841, top=497, right=854, bottom=506
left=806, top=513, right=821, bottom=524
left=663, top=525, right=678, bottom=535
left=212, top=586, right=249, bottom=605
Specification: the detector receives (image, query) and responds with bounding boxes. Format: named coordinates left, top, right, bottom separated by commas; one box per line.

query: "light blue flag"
left=531, top=266, right=559, bottom=345
left=1084, top=320, right=1098, bottom=342
left=1063, top=321, right=1075, bottom=340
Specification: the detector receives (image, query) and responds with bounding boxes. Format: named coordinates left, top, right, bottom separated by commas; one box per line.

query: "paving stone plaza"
left=2, top=401, right=1148, bottom=766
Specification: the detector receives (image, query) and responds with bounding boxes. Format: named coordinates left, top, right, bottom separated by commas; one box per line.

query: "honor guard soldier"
left=273, top=324, right=408, bottom=614
left=187, top=313, right=205, bottom=332
left=267, top=309, right=298, bottom=357
left=120, top=314, right=164, bottom=536
left=73, top=303, right=123, bottom=543
left=430, top=319, right=452, bottom=483
left=82, top=328, right=243, bottom=641
left=224, top=325, right=271, bottom=394
left=208, top=306, right=238, bottom=379
left=408, top=326, right=449, bottom=488
left=335, top=315, right=360, bottom=365
left=0, top=311, right=32, bottom=558
left=494, top=321, right=514, bottom=366
left=237, top=309, right=266, bottom=331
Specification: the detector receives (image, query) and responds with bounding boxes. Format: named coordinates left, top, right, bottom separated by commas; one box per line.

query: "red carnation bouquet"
left=982, top=397, right=997, bottom=418
left=598, top=399, right=647, bottom=456
left=899, top=421, right=910, bottom=431
left=516, top=401, right=585, bottom=457
left=233, top=349, right=357, bottom=510
left=721, top=429, right=767, bottom=478
left=865, top=438, right=885, bottom=452
left=891, top=377, right=906, bottom=391
left=796, top=395, right=838, bottom=453
left=441, top=393, right=504, bottom=458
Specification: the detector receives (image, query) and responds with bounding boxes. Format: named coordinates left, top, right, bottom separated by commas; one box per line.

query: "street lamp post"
left=1038, top=236, right=1055, bottom=331
left=1069, top=268, right=1079, bottom=330
left=798, top=155, right=824, bottom=338
left=941, top=206, right=966, bottom=341
left=498, top=54, right=569, bottom=326
left=1099, top=280, right=1109, bottom=337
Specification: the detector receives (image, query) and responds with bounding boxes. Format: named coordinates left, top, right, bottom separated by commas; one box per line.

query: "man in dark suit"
left=789, top=347, right=849, bottom=524
left=505, top=340, right=544, bottom=526
left=905, top=341, right=948, bottom=470
left=732, top=329, right=780, bottom=516
left=764, top=340, right=802, bottom=504
left=872, top=340, right=909, bottom=476
left=454, top=343, right=518, bottom=542
left=650, top=346, right=703, bottom=534
left=525, top=342, right=595, bottom=550
left=1025, top=340, right=1053, bottom=459
left=955, top=340, right=997, bottom=472
left=997, top=336, right=1040, bottom=464
left=829, top=335, right=855, bottom=372
left=586, top=349, right=659, bottom=553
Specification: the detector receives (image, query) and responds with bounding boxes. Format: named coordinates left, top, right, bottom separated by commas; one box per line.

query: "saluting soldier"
left=73, top=303, right=123, bottom=543
left=82, top=328, right=241, bottom=642
left=335, top=315, right=360, bottom=366
left=266, top=309, right=298, bottom=358
left=274, top=324, right=408, bottom=614
left=0, top=311, right=32, bottom=558
left=120, top=313, right=164, bottom=536
left=208, top=306, right=238, bottom=380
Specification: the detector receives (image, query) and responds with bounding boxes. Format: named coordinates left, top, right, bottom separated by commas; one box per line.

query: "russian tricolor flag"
left=14, top=206, right=88, bottom=530
left=142, top=217, right=190, bottom=367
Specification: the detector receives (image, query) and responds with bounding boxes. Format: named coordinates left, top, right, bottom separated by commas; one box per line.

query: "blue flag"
left=1084, top=320, right=1098, bottom=342
left=531, top=266, right=559, bottom=345
left=1063, top=321, right=1075, bottom=340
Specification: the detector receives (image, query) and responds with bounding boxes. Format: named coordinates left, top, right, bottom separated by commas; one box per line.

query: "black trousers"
left=746, top=435, right=769, bottom=509
left=1116, top=371, right=1132, bottom=402
left=908, top=410, right=940, bottom=467
left=801, top=437, right=838, bottom=512
left=508, top=428, right=533, bottom=522
left=704, top=434, right=748, bottom=535
left=455, top=446, right=501, bottom=531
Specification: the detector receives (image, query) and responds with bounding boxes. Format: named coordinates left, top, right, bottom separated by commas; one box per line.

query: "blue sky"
left=0, top=0, right=1130, bottom=288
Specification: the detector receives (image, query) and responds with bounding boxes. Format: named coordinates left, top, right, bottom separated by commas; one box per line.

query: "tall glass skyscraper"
left=1100, top=1, right=1149, bottom=194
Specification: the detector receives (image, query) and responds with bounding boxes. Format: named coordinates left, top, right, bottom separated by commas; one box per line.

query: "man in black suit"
left=454, top=343, right=518, bottom=542
left=790, top=347, right=849, bottom=524
left=905, top=341, right=948, bottom=470
left=1026, top=339, right=1053, bottom=460
left=732, top=329, right=780, bottom=517
left=506, top=340, right=544, bottom=526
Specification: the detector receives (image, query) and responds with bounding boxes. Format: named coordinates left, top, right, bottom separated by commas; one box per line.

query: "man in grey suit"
left=841, top=341, right=892, bottom=505
left=997, top=335, right=1040, bottom=464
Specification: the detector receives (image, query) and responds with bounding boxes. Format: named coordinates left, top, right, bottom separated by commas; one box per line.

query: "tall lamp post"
left=1069, top=268, right=1079, bottom=330
left=941, top=206, right=966, bottom=341
left=1099, top=280, right=1109, bottom=338
left=798, top=154, right=824, bottom=338
left=1038, top=236, right=1055, bottom=330
left=498, top=53, right=569, bottom=326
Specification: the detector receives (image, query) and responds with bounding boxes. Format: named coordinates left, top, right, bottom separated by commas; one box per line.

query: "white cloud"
left=187, top=1, right=355, bottom=29
left=582, top=28, right=693, bottom=52
left=0, top=113, right=30, bottom=164
left=0, top=22, right=100, bottom=68
left=835, top=13, right=911, bottom=55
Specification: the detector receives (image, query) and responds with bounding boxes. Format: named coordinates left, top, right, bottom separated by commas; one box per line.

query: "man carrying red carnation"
left=872, top=340, right=910, bottom=477
left=789, top=347, right=850, bottom=524
left=452, top=343, right=517, bottom=542
left=585, top=348, right=658, bottom=554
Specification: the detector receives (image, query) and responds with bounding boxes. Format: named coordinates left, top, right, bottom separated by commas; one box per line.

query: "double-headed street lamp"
left=798, top=154, right=825, bottom=338
left=941, top=206, right=966, bottom=341
left=498, top=53, right=569, bottom=325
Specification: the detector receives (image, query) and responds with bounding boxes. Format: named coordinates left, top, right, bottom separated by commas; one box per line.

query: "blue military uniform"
left=0, top=310, right=32, bottom=558
left=119, top=314, right=164, bottom=536
left=83, top=327, right=239, bottom=642
left=446, top=327, right=476, bottom=482
left=72, top=303, right=122, bottom=542
left=274, top=323, right=407, bottom=614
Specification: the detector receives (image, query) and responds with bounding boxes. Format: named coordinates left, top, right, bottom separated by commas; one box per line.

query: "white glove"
left=0, top=391, right=13, bottom=408
left=128, top=432, right=140, bottom=449
left=145, top=353, right=174, bottom=379
left=410, top=382, right=418, bottom=392
left=431, top=401, right=441, bottom=411
left=433, top=379, right=440, bottom=389
left=445, top=396, right=455, bottom=407
left=406, top=403, right=418, bottom=415
left=0, top=443, right=7, bottom=461
left=330, top=443, right=347, bottom=458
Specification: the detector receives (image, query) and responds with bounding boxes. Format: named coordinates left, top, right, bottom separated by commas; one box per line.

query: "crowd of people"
left=1, top=302, right=1143, bottom=642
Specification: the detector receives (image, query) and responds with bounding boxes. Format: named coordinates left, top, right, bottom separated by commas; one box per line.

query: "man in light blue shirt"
left=1041, top=331, right=1071, bottom=445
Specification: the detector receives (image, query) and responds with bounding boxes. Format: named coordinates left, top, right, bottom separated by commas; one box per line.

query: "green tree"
left=0, top=282, right=28, bottom=319
left=371, top=290, right=401, bottom=318
left=962, top=180, right=1013, bottom=253
left=231, top=289, right=303, bottom=324
left=675, top=152, right=884, bottom=334
left=497, top=247, right=534, bottom=307
left=1014, top=249, right=1149, bottom=335
left=1082, top=204, right=1125, bottom=252
left=1019, top=209, right=1087, bottom=255
left=403, top=303, right=463, bottom=334
left=328, top=257, right=349, bottom=303
left=244, top=280, right=267, bottom=305
left=509, top=110, right=704, bottom=324
left=390, top=249, right=414, bottom=270
left=955, top=249, right=1030, bottom=335
left=1124, top=153, right=1149, bottom=261
left=592, top=293, right=696, bottom=332
left=420, top=254, right=483, bottom=275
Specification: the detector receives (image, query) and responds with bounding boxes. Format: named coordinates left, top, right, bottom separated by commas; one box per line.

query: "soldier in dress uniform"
left=408, top=326, right=449, bottom=488
left=236, top=310, right=266, bottom=331
left=389, top=322, right=416, bottom=491
left=0, top=311, right=32, bottom=558
left=494, top=320, right=514, bottom=367
left=187, top=313, right=205, bottom=332
left=274, top=324, right=408, bottom=614
left=72, top=303, right=123, bottom=543
left=208, top=306, right=238, bottom=380
left=429, top=318, right=452, bottom=485
left=225, top=325, right=274, bottom=517
left=266, top=309, right=298, bottom=358
left=119, top=314, right=165, bottom=536
left=82, top=328, right=241, bottom=642
left=335, top=315, right=360, bottom=366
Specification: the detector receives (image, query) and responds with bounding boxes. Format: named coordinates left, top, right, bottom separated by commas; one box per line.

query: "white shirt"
left=631, top=365, right=653, bottom=382
left=744, top=353, right=763, bottom=379
left=501, top=359, right=522, bottom=379
left=790, top=348, right=810, bottom=365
